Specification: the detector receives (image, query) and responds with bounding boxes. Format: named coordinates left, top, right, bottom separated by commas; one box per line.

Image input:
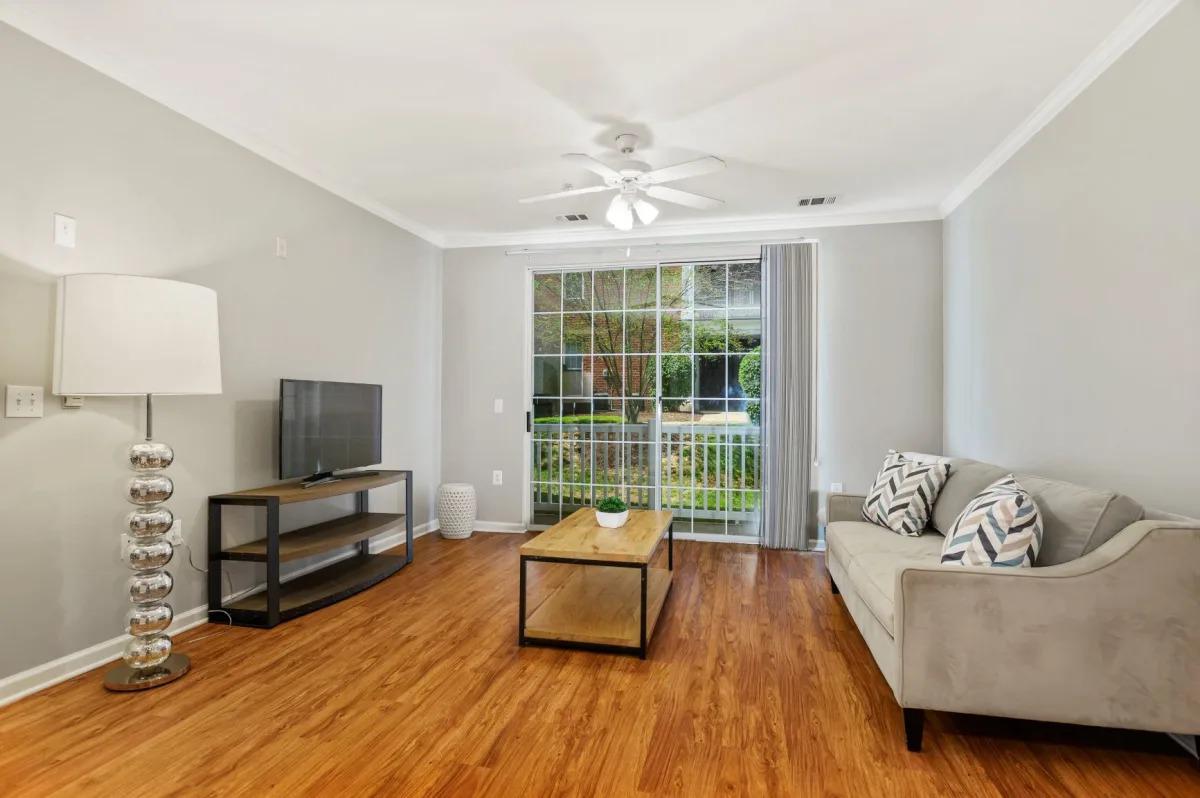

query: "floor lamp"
left=53, top=274, right=222, bottom=691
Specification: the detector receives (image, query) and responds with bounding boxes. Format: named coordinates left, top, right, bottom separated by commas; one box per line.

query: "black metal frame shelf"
left=207, top=470, right=413, bottom=628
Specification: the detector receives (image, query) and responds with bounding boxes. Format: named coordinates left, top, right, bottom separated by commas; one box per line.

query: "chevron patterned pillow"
left=861, top=452, right=951, bottom=536
left=941, top=475, right=1043, bottom=567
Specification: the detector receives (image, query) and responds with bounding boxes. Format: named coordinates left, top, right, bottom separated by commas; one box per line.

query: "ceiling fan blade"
left=644, top=185, right=724, bottom=210
left=640, top=155, right=725, bottom=185
left=562, top=153, right=622, bottom=182
left=518, top=184, right=613, bottom=204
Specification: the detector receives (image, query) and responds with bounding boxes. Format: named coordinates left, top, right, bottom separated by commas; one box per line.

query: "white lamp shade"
left=53, top=274, right=222, bottom=396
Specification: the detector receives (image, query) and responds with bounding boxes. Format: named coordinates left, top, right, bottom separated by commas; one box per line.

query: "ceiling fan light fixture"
left=522, top=142, right=726, bottom=225
left=606, top=194, right=634, bottom=231
left=633, top=198, right=659, bottom=225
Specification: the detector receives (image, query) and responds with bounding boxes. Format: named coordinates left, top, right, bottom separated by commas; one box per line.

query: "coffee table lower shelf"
left=521, top=565, right=672, bottom=656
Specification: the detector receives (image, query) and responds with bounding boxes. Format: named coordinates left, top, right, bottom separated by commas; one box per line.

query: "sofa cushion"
left=862, top=452, right=951, bottom=536
left=932, top=458, right=1009, bottom=534
left=941, top=475, right=1043, bottom=567
left=1012, top=474, right=1143, bottom=565
left=826, top=520, right=943, bottom=635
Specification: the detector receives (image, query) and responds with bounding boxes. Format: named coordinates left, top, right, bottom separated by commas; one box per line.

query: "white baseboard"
left=369, top=519, right=438, bottom=553
left=473, top=520, right=528, bottom=533
left=0, top=519, right=438, bottom=709
left=676, top=532, right=759, bottom=545
left=0, top=605, right=211, bottom=709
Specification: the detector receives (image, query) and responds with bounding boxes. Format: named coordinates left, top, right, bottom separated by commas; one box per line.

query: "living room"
left=0, top=1, right=1196, bottom=795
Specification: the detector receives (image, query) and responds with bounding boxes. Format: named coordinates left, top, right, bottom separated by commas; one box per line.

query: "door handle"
left=526, top=411, right=531, bottom=433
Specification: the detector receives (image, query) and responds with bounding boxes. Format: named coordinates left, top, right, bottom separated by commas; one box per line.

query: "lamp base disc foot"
left=103, top=653, right=190, bottom=692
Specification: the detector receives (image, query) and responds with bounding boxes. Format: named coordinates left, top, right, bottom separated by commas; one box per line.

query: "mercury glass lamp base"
left=103, top=653, right=190, bottom=692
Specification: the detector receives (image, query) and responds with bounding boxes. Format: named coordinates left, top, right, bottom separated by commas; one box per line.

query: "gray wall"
left=0, top=24, right=441, bottom=680
left=442, top=221, right=943, bottom=525
left=943, top=1, right=1200, bottom=516
left=815, top=223, right=943, bottom=508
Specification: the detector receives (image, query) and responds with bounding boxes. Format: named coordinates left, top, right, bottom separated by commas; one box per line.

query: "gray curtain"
left=760, top=243, right=816, bottom=549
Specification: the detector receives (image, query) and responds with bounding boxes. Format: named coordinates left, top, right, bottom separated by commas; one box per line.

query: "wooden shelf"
left=211, top=470, right=408, bottom=505
left=220, top=512, right=404, bottom=563
left=209, top=468, right=413, bottom=628
left=524, top=566, right=672, bottom=648
left=224, top=553, right=406, bottom=625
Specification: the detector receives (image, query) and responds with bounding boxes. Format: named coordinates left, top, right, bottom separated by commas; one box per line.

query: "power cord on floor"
left=174, top=541, right=238, bottom=644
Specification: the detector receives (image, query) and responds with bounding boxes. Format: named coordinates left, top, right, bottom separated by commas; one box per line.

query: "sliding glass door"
left=529, top=261, right=762, bottom=539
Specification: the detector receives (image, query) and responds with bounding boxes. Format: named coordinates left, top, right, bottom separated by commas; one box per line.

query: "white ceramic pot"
left=438, top=483, right=477, bottom=539
left=595, top=509, right=629, bottom=528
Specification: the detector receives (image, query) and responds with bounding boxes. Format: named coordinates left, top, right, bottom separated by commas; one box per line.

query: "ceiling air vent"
left=555, top=213, right=590, bottom=223
left=797, top=195, right=837, bottom=207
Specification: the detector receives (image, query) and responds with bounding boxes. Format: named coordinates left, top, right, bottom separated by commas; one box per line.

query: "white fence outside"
left=531, top=421, right=761, bottom=525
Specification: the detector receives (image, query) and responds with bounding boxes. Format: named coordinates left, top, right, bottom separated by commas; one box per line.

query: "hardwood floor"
left=1, top=533, right=1195, bottom=796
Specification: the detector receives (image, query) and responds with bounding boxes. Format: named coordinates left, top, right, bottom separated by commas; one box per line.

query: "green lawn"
left=534, top=414, right=624, bottom=425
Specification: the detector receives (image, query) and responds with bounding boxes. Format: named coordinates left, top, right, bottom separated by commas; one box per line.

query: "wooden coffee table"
left=518, top=508, right=674, bottom=658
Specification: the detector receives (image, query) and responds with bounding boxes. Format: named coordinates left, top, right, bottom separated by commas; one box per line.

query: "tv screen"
left=279, top=379, right=382, bottom=479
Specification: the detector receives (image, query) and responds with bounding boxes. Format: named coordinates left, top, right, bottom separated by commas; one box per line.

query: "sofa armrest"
left=827, top=493, right=867, bottom=524
left=893, top=520, right=1200, bottom=734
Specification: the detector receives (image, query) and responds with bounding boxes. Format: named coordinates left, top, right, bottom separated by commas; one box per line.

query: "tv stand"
left=207, top=470, right=412, bottom=628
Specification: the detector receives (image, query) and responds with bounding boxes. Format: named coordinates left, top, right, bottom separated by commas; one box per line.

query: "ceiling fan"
left=520, top=133, right=725, bottom=231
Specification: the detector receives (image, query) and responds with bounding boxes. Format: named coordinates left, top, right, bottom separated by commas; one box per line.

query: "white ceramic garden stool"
left=437, top=483, right=477, bottom=540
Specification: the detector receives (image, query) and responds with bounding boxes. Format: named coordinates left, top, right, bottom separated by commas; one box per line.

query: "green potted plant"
left=595, top=495, right=629, bottom=528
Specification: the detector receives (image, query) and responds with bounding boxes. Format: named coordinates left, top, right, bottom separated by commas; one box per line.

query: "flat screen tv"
left=279, top=379, right=382, bottom=482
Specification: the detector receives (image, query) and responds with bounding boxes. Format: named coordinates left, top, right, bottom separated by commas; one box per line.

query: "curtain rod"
left=521, top=257, right=761, bottom=272
left=503, top=236, right=812, bottom=257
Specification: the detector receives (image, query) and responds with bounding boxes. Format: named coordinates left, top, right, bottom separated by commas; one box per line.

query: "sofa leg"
left=829, top=573, right=839, bottom=594
left=903, top=708, right=924, bottom=752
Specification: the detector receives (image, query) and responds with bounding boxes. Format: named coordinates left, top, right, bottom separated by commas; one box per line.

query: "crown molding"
left=440, top=207, right=943, bottom=249
left=938, top=0, right=1181, bottom=217
left=0, top=10, right=447, bottom=249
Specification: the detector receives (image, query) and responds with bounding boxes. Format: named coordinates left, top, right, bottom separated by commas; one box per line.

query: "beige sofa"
left=825, top=456, right=1200, bottom=753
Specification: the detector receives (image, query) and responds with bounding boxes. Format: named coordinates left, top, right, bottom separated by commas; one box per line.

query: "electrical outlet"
left=62, top=395, right=84, bottom=409
left=492, top=470, right=503, bottom=486
left=831, top=482, right=844, bottom=494
left=6, top=385, right=44, bottom=417
left=54, top=213, right=76, bottom=248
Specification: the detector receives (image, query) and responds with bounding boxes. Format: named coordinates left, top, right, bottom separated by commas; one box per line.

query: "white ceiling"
left=0, top=0, right=1149, bottom=247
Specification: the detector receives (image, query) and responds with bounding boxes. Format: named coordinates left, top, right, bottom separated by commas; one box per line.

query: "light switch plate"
left=6, top=385, right=44, bottom=417
left=54, top=213, right=76, bottom=248
left=493, top=398, right=503, bottom=414
left=492, top=470, right=503, bottom=486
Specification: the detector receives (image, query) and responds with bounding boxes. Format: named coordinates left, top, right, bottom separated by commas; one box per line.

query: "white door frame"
left=521, top=260, right=762, bottom=544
